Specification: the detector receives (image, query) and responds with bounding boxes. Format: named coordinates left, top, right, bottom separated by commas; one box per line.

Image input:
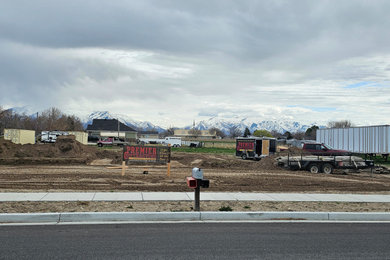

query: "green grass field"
left=371, top=155, right=390, bottom=166
left=172, top=146, right=235, bottom=154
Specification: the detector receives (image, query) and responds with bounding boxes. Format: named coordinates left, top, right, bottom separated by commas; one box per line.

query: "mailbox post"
left=186, top=167, right=209, bottom=211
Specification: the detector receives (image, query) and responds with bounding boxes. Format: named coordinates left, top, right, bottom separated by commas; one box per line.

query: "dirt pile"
left=278, top=146, right=310, bottom=156
left=0, top=136, right=121, bottom=165
left=171, top=152, right=281, bottom=171
left=257, top=156, right=280, bottom=171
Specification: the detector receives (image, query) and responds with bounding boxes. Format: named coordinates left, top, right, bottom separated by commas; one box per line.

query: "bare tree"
left=189, top=128, right=202, bottom=138
left=270, top=130, right=284, bottom=139
left=209, top=127, right=226, bottom=139
left=0, top=107, right=84, bottom=133
left=41, top=107, right=63, bottom=130
left=160, top=127, right=175, bottom=138
left=229, top=126, right=241, bottom=138
left=292, top=131, right=305, bottom=140
left=0, top=106, right=5, bottom=134
left=327, top=120, right=353, bottom=128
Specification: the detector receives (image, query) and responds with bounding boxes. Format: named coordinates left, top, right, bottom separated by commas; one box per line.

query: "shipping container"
left=4, top=129, right=35, bottom=145
left=40, top=131, right=88, bottom=145
left=68, top=131, right=88, bottom=145
left=316, top=125, right=390, bottom=155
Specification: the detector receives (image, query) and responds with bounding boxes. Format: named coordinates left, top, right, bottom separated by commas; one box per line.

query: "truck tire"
left=309, top=164, right=320, bottom=174
left=241, top=154, right=247, bottom=160
left=97, top=143, right=103, bottom=147
left=322, top=163, right=334, bottom=174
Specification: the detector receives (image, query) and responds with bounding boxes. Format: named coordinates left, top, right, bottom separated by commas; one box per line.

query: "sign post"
left=122, top=145, right=171, bottom=175
left=186, top=168, right=209, bottom=211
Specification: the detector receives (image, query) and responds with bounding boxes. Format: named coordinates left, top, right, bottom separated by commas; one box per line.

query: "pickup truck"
left=97, top=137, right=128, bottom=147
left=302, top=142, right=350, bottom=156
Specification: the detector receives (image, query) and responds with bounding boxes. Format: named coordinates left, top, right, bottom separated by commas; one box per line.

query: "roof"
left=138, top=130, right=159, bottom=135
left=86, top=119, right=136, bottom=132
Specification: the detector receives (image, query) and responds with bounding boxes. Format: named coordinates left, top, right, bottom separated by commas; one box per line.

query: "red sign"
left=123, top=146, right=157, bottom=160
left=236, top=141, right=254, bottom=151
left=123, top=145, right=171, bottom=164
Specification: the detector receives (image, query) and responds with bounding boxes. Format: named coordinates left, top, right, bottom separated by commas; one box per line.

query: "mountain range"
left=8, top=107, right=321, bottom=134
left=83, top=111, right=319, bottom=134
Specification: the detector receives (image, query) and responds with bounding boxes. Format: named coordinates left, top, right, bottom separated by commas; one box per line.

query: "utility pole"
left=117, top=118, right=120, bottom=139
left=36, top=112, right=38, bottom=132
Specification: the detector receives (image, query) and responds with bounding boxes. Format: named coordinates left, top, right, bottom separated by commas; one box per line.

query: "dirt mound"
left=0, top=136, right=121, bottom=165
left=257, top=156, right=280, bottom=171
left=279, top=146, right=310, bottom=156
left=171, top=152, right=281, bottom=171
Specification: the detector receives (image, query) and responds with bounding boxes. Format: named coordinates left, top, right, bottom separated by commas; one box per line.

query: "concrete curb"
left=0, top=213, right=60, bottom=223
left=1, top=211, right=390, bottom=224
left=60, top=212, right=200, bottom=222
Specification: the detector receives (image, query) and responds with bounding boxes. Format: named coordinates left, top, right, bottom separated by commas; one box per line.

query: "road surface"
left=1, top=223, right=390, bottom=259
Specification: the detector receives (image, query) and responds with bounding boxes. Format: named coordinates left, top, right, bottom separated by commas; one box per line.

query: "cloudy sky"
left=1, top=0, right=390, bottom=127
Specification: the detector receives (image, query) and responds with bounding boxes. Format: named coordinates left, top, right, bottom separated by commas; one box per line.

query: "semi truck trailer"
left=316, top=125, right=389, bottom=160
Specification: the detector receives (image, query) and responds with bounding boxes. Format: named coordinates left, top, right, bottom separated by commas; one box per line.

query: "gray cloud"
left=1, top=0, right=390, bottom=127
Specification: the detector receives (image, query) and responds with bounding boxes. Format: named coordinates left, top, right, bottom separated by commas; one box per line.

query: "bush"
left=219, top=205, right=233, bottom=211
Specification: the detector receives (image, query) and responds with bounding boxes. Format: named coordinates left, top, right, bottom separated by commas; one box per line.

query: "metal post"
left=117, top=118, right=120, bottom=139
left=194, top=184, right=200, bottom=211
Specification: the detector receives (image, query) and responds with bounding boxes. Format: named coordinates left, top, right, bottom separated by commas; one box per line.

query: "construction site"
left=1, top=134, right=390, bottom=213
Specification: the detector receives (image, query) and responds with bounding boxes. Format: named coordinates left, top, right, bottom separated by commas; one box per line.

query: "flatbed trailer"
left=276, top=155, right=374, bottom=174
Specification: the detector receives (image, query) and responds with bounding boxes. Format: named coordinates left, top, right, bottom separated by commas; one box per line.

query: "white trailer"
left=138, top=137, right=181, bottom=147
left=163, top=137, right=181, bottom=147
left=40, top=131, right=69, bottom=143
left=316, top=125, right=390, bottom=157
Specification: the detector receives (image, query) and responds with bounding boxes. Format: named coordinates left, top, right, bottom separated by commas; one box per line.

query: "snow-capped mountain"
left=84, top=111, right=165, bottom=133
left=7, top=106, right=36, bottom=117
left=8, top=107, right=322, bottom=134
left=185, top=117, right=320, bottom=135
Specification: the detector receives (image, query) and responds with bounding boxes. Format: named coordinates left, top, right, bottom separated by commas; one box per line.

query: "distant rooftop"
left=86, top=119, right=136, bottom=132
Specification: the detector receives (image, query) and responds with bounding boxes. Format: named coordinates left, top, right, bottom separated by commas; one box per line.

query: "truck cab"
left=302, top=142, right=350, bottom=156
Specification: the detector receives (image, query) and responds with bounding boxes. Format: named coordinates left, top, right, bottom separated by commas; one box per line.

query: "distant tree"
left=284, top=131, right=293, bottom=140
left=253, top=129, right=273, bottom=138
left=0, top=109, right=18, bottom=131
left=64, top=115, right=84, bottom=131
left=41, top=107, right=62, bottom=130
left=305, top=125, right=319, bottom=140
left=209, top=127, right=226, bottom=139
left=189, top=128, right=202, bottom=138
left=160, top=127, right=175, bottom=138
left=0, top=107, right=8, bottom=134
left=38, top=107, right=84, bottom=131
left=228, top=126, right=241, bottom=138
left=270, top=130, right=284, bottom=139
left=292, top=131, right=305, bottom=140
left=243, top=127, right=251, bottom=137
left=327, top=120, right=353, bottom=128
left=0, top=107, right=84, bottom=134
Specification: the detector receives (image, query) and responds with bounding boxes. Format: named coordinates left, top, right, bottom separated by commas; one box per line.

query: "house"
left=86, top=119, right=137, bottom=141
left=137, top=130, right=159, bottom=139
left=174, top=129, right=217, bottom=139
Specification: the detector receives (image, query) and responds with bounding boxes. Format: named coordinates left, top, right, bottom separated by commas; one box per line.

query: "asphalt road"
left=1, top=223, right=390, bottom=259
